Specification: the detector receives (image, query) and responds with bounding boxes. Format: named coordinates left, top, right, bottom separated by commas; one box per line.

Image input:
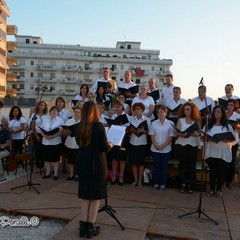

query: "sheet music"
left=106, top=125, right=126, bottom=146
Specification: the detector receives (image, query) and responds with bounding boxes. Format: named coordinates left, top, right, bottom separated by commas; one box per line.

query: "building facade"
left=7, top=35, right=172, bottom=103
left=0, top=0, right=17, bottom=98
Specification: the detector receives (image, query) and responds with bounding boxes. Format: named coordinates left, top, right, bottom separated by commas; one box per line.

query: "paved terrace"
left=0, top=172, right=239, bottom=240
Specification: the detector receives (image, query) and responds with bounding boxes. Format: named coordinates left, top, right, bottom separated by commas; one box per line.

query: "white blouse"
left=204, top=124, right=235, bottom=163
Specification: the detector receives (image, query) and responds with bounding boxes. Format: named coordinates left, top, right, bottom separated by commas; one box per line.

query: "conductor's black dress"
left=76, top=122, right=109, bottom=200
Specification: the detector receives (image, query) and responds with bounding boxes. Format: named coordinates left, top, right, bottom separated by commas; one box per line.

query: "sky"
left=6, top=0, right=240, bottom=100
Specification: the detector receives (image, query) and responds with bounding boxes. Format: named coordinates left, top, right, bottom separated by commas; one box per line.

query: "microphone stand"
left=178, top=78, right=218, bottom=225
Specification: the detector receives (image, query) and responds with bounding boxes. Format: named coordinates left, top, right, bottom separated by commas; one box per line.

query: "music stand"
left=178, top=79, right=218, bottom=225
left=98, top=197, right=125, bottom=230
left=10, top=154, right=40, bottom=194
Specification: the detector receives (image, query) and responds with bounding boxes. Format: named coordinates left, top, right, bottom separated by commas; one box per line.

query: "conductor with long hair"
left=76, top=101, right=110, bottom=238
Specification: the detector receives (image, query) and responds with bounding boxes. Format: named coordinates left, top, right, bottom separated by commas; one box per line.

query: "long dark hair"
left=9, top=106, right=23, bottom=120
left=208, top=105, right=229, bottom=130
left=77, top=101, right=100, bottom=148
left=95, top=86, right=107, bottom=103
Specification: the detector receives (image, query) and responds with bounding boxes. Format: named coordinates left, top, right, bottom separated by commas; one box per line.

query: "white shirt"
left=165, top=98, right=187, bottom=118
left=219, top=95, right=240, bottom=100
left=91, top=77, right=117, bottom=94
left=41, top=116, right=64, bottom=145
left=162, top=84, right=175, bottom=104
left=58, top=108, right=71, bottom=123
left=99, top=114, right=108, bottom=125
left=131, top=96, right=155, bottom=119
left=7, top=116, right=26, bottom=140
left=30, top=113, right=48, bottom=133
left=175, top=118, right=200, bottom=147
left=191, top=96, right=215, bottom=112
left=64, top=117, right=80, bottom=149
left=228, top=112, right=240, bottom=145
left=204, top=124, right=235, bottom=163
left=73, top=95, right=88, bottom=102
left=149, top=118, right=175, bottom=153
left=129, top=115, right=151, bottom=146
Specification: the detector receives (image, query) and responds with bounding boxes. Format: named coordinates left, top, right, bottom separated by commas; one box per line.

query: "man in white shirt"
left=162, top=73, right=175, bottom=105
left=166, top=86, right=187, bottom=124
left=192, top=85, right=215, bottom=113
left=148, top=78, right=162, bottom=104
left=117, top=71, right=137, bottom=105
left=91, top=67, right=117, bottom=95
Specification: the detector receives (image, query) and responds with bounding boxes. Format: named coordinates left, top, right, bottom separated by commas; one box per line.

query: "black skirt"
left=42, top=144, right=61, bottom=162
left=66, top=147, right=78, bottom=164
left=108, top=146, right=128, bottom=161
left=128, top=144, right=147, bottom=165
left=78, top=176, right=107, bottom=200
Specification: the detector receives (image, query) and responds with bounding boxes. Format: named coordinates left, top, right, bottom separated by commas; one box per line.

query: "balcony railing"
left=7, top=41, right=17, bottom=51
left=61, top=65, right=77, bottom=71
left=6, top=56, right=17, bottom=66
left=36, top=77, right=58, bottom=83
left=6, top=88, right=17, bottom=96
left=6, top=72, right=17, bottom=81
left=36, top=65, right=58, bottom=71
left=7, top=25, right=18, bottom=36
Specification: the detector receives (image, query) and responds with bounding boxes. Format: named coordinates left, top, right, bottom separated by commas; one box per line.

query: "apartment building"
left=0, top=0, right=17, bottom=98
left=7, top=35, right=172, bottom=103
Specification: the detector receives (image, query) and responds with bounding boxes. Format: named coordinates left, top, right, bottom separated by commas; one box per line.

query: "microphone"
left=199, top=77, right=204, bottom=86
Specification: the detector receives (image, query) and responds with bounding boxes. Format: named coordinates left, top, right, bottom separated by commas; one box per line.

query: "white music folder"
left=105, top=125, right=126, bottom=146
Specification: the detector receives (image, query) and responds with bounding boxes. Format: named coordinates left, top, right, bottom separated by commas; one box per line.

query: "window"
left=84, top=63, right=89, bottom=70
left=38, top=60, right=43, bottom=66
left=136, top=79, right=141, bottom=84
left=30, top=84, right=34, bottom=90
left=99, top=64, right=104, bottom=69
left=33, top=41, right=37, bottom=44
left=19, top=84, right=25, bottom=90
left=30, top=72, right=34, bottom=78
left=50, top=73, right=55, bottom=80
left=12, top=84, right=17, bottom=89
left=38, top=73, right=43, bottom=78
left=127, top=44, right=131, bottom=49
left=30, top=60, right=34, bottom=65
left=84, top=75, right=89, bottom=80
left=50, top=60, right=56, bottom=66
left=19, top=72, right=25, bottom=77
left=151, top=66, right=155, bottom=71
left=120, top=65, right=124, bottom=70
left=19, top=59, right=25, bottom=66
left=26, top=39, right=30, bottom=44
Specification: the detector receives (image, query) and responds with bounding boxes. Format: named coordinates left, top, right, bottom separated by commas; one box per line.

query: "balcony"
left=64, top=89, right=78, bottom=96
left=156, top=71, right=165, bottom=77
left=60, top=78, right=77, bottom=84
left=61, top=65, right=77, bottom=72
left=0, top=12, right=7, bottom=24
left=36, top=65, right=58, bottom=71
left=9, top=64, right=25, bottom=70
left=7, top=41, right=17, bottom=51
left=6, top=56, right=17, bottom=66
left=6, top=88, right=17, bottom=97
left=36, top=77, right=58, bottom=83
left=79, top=67, right=94, bottom=73
left=6, top=72, right=17, bottom=81
left=83, top=79, right=94, bottom=85
left=7, top=25, right=18, bottom=36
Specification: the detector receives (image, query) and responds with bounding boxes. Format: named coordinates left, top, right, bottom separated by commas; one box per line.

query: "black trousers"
left=177, top=144, right=198, bottom=187
left=207, top=157, right=226, bottom=192
left=32, top=133, right=44, bottom=168
left=224, top=143, right=238, bottom=184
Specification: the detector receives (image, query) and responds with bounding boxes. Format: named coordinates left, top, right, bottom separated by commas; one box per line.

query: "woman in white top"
left=55, top=96, right=71, bottom=174
left=128, top=102, right=151, bottom=187
left=108, top=100, right=130, bottom=186
left=175, top=102, right=201, bottom=193
left=63, top=106, right=81, bottom=180
left=7, top=106, right=26, bottom=154
left=41, top=106, right=64, bottom=180
left=224, top=99, right=240, bottom=189
left=204, top=105, right=235, bottom=198
left=131, top=84, right=155, bottom=120
left=149, top=105, right=175, bottom=191
left=74, top=84, right=89, bottom=102
left=30, top=101, right=48, bottom=173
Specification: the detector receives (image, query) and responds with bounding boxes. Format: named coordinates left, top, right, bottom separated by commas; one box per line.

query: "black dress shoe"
left=53, top=176, right=59, bottom=180
left=67, top=176, right=75, bottom=181
left=79, top=221, right=87, bottom=238
left=86, top=222, right=100, bottom=239
left=42, top=174, right=51, bottom=179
